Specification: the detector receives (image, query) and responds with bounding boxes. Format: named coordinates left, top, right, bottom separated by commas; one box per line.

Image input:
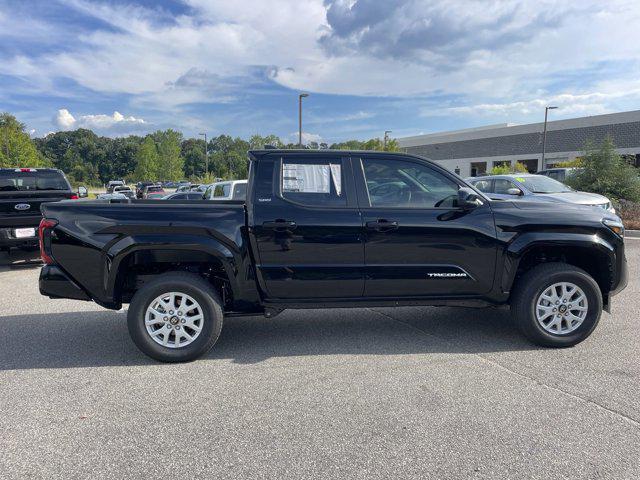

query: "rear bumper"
left=0, top=215, right=42, bottom=247
left=39, top=265, right=91, bottom=301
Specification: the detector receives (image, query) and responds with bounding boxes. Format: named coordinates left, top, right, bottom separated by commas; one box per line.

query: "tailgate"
left=0, top=191, right=72, bottom=218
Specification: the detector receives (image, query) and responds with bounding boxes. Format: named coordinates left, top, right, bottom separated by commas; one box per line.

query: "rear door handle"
left=366, top=219, right=399, bottom=232
left=262, top=220, right=297, bottom=230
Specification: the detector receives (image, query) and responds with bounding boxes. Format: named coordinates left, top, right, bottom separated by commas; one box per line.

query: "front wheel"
left=127, top=272, right=223, bottom=362
left=511, top=263, right=603, bottom=348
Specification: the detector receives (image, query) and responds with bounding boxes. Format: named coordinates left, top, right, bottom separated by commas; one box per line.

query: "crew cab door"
left=354, top=155, right=497, bottom=297
left=249, top=154, right=364, bottom=299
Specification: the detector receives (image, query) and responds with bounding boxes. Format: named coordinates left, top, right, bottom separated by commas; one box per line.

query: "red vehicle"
left=142, top=185, right=165, bottom=199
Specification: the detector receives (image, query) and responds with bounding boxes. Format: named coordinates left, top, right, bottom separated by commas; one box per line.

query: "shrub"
left=490, top=161, right=528, bottom=175
left=565, top=136, right=640, bottom=202
left=617, top=200, right=640, bottom=230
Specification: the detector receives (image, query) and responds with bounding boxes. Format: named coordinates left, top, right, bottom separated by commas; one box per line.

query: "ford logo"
left=14, top=203, right=31, bottom=211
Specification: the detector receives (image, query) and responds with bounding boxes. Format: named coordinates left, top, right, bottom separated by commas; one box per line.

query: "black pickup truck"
left=0, top=168, right=78, bottom=252
left=39, top=150, right=628, bottom=362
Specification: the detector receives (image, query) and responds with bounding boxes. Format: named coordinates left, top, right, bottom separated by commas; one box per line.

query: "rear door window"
left=281, top=158, right=345, bottom=207
left=493, top=179, right=518, bottom=194
left=232, top=183, right=247, bottom=200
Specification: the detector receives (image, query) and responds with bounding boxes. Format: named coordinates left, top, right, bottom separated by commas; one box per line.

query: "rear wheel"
left=511, top=263, right=602, bottom=347
left=127, top=272, right=223, bottom=362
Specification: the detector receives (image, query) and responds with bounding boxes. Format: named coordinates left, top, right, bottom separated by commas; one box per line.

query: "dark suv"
left=0, top=168, right=76, bottom=251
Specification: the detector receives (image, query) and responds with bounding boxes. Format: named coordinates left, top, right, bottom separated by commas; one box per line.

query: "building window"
left=470, top=162, right=487, bottom=177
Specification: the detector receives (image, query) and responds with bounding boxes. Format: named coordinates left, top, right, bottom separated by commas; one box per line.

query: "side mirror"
left=458, top=187, right=482, bottom=209
left=507, top=188, right=522, bottom=196
left=77, top=186, right=88, bottom=198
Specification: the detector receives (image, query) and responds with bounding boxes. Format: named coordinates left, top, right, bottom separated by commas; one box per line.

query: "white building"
left=398, top=109, right=640, bottom=177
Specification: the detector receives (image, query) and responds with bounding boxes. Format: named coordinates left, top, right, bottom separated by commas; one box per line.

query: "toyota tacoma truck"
left=38, top=150, right=628, bottom=362
left=0, top=168, right=78, bottom=252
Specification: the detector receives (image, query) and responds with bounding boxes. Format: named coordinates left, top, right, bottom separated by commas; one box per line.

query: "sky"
left=1, top=0, right=640, bottom=143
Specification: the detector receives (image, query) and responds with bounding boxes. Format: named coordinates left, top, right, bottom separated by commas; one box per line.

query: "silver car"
left=466, top=174, right=615, bottom=213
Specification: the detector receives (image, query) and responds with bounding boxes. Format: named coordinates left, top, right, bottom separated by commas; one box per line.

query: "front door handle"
left=262, top=220, right=297, bottom=230
left=366, top=219, right=399, bottom=232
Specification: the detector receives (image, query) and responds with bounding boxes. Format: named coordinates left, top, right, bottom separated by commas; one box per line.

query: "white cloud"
left=54, top=109, right=76, bottom=129
left=289, top=131, right=323, bottom=145
left=53, top=108, right=146, bottom=133
left=3, top=0, right=640, bottom=133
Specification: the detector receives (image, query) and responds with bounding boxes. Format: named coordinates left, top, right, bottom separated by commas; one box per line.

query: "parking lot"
left=0, top=243, right=638, bottom=479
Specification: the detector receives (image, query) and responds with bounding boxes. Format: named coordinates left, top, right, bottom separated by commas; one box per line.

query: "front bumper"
left=39, top=265, right=91, bottom=301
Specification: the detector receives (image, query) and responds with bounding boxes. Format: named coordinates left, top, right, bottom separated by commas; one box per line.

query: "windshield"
left=0, top=170, right=70, bottom=191
left=515, top=176, right=572, bottom=193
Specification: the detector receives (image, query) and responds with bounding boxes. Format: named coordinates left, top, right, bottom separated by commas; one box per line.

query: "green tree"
left=154, top=130, right=184, bottom=181
left=181, top=138, right=206, bottom=178
left=249, top=134, right=283, bottom=150
left=0, top=113, right=47, bottom=167
left=565, top=136, right=640, bottom=202
left=134, top=136, right=160, bottom=181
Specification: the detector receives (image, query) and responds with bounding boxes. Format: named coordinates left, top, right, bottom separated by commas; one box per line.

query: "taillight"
left=39, top=218, right=58, bottom=265
left=69, top=194, right=79, bottom=200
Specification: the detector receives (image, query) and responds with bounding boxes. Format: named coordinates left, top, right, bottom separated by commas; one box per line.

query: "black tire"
left=510, top=263, right=602, bottom=348
left=127, top=272, right=223, bottom=362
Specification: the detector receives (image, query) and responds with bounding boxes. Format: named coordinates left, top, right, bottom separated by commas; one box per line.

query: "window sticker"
left=515, top=177, right=526, bottom=182
left=330, top=164, right=342, bottom=196
left=283, top=164, right=331, bottom=193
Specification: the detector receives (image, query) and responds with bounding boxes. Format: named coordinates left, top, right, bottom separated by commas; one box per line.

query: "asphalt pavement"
left=1, top=243, right=639, bottom=479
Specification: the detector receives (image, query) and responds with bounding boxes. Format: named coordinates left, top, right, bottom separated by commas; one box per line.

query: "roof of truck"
left=248, top=149, right=422, bottom=160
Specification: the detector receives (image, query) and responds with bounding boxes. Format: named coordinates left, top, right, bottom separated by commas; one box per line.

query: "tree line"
left=0, top=112, right=400, bottom=186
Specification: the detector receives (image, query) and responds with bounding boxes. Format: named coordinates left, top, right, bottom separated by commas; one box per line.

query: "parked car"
left=135, top=181, right=155, bottom=199
left=162, top=192, right=204, bottom=200
left=143, top=185, right=166, bottom=199
left=96, top=192, right=129, bottom=201
left=106, top=180, right=125, bottom=193
left=113, top=186, right=134, bottom=198
left=39, top=150, right=627, bottom=362
left=204, top=180, right=248, bottom=201
left=537, top=167, right=581, bottom=183
left=0, top=168, right=80, bottom=252
left=175, top=183, right=192, bottom=192
left=466, top=174, right=615, bottom=213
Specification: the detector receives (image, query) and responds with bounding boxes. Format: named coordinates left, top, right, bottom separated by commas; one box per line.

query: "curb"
left=626, top=229, right=640, bottom=238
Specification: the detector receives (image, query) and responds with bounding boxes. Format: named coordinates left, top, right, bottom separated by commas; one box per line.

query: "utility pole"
left=298, top=93, right=309, bottom=147
left=198, top=132, right=208, bottom=177
left=541, top=106, right=558, bottom=168
left=384, top=130, right=392, bottom=150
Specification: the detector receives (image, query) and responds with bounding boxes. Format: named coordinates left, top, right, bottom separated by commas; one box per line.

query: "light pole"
left=298, top=93, right=309, bottom=147
left=384, top=130, right=392, bottom=150
left=541, top=106, right=558, bottom=168
left=198, top=132, right=208, bottom=177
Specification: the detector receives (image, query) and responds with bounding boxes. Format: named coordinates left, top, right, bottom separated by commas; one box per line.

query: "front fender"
left=500, top=232, right=616, bottom=294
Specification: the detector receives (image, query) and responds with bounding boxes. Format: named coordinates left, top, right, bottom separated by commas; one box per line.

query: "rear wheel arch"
left=110, top=246, right=239, bottom=309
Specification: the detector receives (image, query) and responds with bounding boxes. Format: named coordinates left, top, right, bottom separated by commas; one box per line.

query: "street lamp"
left=384, top=130, right=392, bottom=149
left=198, top=132, right=208, bottom=177
left=298, top=93, right=309, bottom=147
left=541, top=106, right=558, bottom=168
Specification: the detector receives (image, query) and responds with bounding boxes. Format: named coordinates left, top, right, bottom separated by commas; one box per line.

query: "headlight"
left=603, top=218, right=624, bottom=237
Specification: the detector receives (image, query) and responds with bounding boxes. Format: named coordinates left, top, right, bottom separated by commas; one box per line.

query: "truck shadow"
left=0, top=249, right=42, bottom=271
left=0, top=307, right=539, bottom=370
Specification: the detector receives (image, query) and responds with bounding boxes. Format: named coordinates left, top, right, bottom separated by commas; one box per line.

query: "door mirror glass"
left=458, top=187, right=482, bottom=209
left=506, top=187, right=522, bottom=196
